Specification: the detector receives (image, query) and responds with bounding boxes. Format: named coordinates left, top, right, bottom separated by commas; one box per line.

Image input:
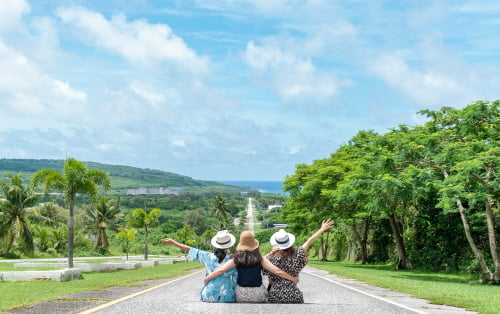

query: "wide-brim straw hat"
left=211, top=230, right=236, bottom=249
left=270, top=229, right=295, bottom=250
left=236, top=231, right=259, bottom=251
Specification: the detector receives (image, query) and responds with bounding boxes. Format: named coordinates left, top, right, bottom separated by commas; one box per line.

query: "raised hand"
left=161, top=238, right=174, bottom=245
left=320, top=219, right=334, bottom=231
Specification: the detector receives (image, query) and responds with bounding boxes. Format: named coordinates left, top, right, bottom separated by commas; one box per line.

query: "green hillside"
left=0, top=158, right=241, bottom=194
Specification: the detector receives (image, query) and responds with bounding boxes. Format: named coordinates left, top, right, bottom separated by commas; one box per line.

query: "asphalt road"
left=72, top=267, right=474, bottom=314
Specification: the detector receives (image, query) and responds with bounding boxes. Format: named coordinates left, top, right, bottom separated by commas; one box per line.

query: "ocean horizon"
left=220, top=180, right=287, bottom=194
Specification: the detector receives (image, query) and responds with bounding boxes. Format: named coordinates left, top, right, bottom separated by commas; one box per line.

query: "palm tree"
left=126, top=208, right=160, bottom=260
left=117, top=227, right=137, bottom=260
left=0, top=173, right=40, bottom=257
left=213, top=194, right=229, bottom=229
left=32, top=158, right=111, bottom=267
left=85, top=196, right=122, bottom=252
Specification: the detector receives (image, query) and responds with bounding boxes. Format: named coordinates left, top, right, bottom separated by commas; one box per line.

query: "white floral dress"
left=189, top=247, right=238, bottom=302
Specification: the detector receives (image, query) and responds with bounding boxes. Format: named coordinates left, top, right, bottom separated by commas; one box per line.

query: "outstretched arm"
left=161, top=238, right=190, bottom=252
left=261, top=258, right=298, bottom=284
left=203, top=259, right=236, bottom=285
left=301, top=219, right=334, bottom=253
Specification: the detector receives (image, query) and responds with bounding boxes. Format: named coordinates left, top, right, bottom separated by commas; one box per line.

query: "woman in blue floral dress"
left=161, top=230, right=238, bottom=302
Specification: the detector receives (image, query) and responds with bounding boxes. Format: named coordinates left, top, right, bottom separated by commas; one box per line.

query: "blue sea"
left=221, top=181, right=286, bottom=194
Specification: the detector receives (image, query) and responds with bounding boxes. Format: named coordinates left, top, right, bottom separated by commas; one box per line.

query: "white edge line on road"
left=303, top=269, right=428, bottom=314
left=79, top=270, right=204, bottom=314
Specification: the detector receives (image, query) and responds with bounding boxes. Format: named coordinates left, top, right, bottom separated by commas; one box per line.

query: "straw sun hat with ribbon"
left=270, top=229, right=296, bottom=250
left=211, top=230, right=236, bottom=249
left=236, top=231, right=259, bottom=251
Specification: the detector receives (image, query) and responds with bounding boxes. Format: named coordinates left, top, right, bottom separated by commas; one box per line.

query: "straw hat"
left=210, top=230, right=236, bottom=249
left=270, top=229, right=295, bottom=250
left=236, top=231, right=259, bottom=251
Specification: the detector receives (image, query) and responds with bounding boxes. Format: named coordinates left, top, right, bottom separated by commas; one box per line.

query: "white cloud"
left=130, top=81, right=165, bottom=109
left=368, top=40, right=500, bottom=108
left=0, top=0, right=30, bottom=32
left=56, top=7, right=209, bottom=74
left=244, top=41, right=341, bottom=101
left=52, top=80, right=87, bottom=102
left=0, top=39, right=87, bottom=120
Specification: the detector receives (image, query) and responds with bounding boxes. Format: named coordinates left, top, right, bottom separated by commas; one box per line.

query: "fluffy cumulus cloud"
left=56, top=7, right=209, bottom=74
left=244, top=41, right=341, bottom=102
left=0, top=39, right=87, bottom=123
left=367, top=39, right=500, bottom=108
left=1, top=1, right=499, bottom=180
left=0, top=0, right=30, bottom=32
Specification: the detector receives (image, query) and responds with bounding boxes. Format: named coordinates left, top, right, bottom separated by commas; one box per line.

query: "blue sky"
left=0, top=0, right=499, bottom=181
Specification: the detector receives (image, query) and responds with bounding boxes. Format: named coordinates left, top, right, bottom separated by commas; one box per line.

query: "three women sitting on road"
left=203, top=231, right=298, bottom=302
left=161, top=230, right=238, bottom=302
left=162, top=219, right=333, bottom=304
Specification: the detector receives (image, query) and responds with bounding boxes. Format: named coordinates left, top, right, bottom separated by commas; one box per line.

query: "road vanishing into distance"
left=244, top=197, right=256, bottom=233
left=69, top=266, right=473, bottom=314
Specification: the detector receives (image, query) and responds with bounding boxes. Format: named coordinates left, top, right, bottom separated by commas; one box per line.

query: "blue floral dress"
left=189, top=247, right=238, bottom=302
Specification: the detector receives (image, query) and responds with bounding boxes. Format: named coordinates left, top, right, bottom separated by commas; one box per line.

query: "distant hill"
left=0, top=158, right=242, bottom=194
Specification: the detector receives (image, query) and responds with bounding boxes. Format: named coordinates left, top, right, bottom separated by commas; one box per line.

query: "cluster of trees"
left=282, top=101, right=498, bottom=284
left=0, top=158, right=257, bottom=266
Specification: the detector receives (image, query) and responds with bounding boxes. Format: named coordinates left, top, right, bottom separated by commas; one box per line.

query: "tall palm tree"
left=32, top=158, right=111, bottom=267
left=126, top=208, right=160, bottom=260
left=85, top=196, right=122, bottom=252
left=213, top=194, right=229, bottom=229
left=0, top=173, right=40, bottom=257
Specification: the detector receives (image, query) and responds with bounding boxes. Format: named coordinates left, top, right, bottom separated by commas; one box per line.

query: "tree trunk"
left=485, top=197, right=499, bottom=284
left=388, top=213, right=412, bottom=270
left=0, top=233, right=14, bottom=256
left=144, top=226, right=149, bottom=260
left=456, top=198, right=494, bottom=282
left=126, top=242, right=129, bottom=261
left=360, top=218, right=369, bottom=264
left=352, top=219, right=370, bottom=264
left=68, top=197, right=75, bottom=268
left=320, top=233, right=330, bottom=261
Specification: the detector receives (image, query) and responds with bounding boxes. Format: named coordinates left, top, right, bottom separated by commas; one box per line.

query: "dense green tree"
left=401, top=101, right=499, bottom=283
left=0, top=174, right=40, bottom=257
left=176, top=225, right=195, bottom=260
left=184, top=208, right=208, bottom=235
left=31, top=158, right=111, bottom=267
left=126, top=208, right=161, bottom=260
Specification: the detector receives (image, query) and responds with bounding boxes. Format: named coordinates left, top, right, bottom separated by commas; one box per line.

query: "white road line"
left=303, top=269, right=428, bottom=314
left=78, top=270, right=204, bottom=314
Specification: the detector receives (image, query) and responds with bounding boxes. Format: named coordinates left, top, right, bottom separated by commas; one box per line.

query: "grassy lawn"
left=309, top=260, right=499, bottom=314
left=0, top=262, right=201, bottom=312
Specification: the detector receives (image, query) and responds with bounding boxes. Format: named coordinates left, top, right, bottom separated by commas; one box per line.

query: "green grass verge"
left=309, top=260, right=498, bottom=314
left=0, top=262, right=61, bottom=271
left=0, top=262, right=201, bottom=312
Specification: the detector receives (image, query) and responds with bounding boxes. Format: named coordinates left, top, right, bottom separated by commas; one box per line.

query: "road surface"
left=244, top=197, right=255, bottom=233
left=73, top=266, right=474, bottom=314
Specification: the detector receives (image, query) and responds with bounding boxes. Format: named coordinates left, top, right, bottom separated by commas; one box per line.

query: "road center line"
left=79, top=270, right=204, bottom=314
left=303, top=269, right=428, bottom=314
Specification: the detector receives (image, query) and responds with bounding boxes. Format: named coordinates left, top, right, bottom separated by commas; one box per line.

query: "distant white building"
left=126, top=187, right=185, bottom=195
left=273, top=223, right=288, bottom=229
left=267, top=204, right=283, bottom=211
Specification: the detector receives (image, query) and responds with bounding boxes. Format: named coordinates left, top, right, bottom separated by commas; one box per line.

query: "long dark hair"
left=233, top=248, right=262, bottom=267
left=271, top=246, right=296, bottom=259
left=214, top=248, right=227, bottom=263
